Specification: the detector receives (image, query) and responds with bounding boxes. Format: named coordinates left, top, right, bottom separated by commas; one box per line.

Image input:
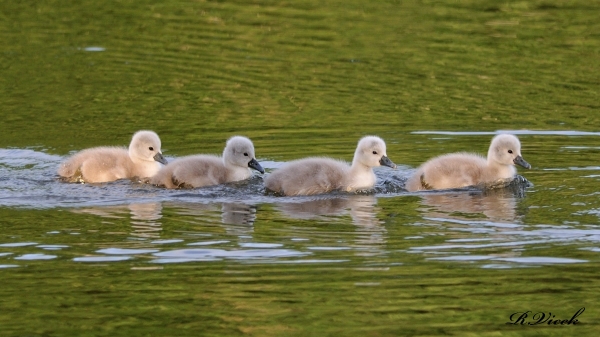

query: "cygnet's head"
left=488, top=134, right=531, bottom=169
left=352, top=136, right=397, bottom=169
left=129, top=130, right=168, bottom=164
left=222, top=136, right=264, bottom=173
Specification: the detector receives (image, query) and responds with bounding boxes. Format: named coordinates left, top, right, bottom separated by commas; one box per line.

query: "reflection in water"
left=417, top=189, right=521, bottom=222
left=409, top=187, right=595, bottom=267
left=165, top=202, right=256, bottom=225
left=410, top=188, right=532, bottom=266
left=221, top=203, right=257, bottom=238
left=221, top=203, right=257, bottom=226
left=415, top=175, right=531, bottom=222
left=128, top=203, right=163, bottom=239
left=72, top=202, right=163, bottom=239
left=274, top=195, right=387, bottom=257
left=274, top=195, right=377, bottom=225
left=151, top=247, right=309, bottom=264
left=166, top=202, right=256, bottom=238
left=73, top=201, right=258, bottom=239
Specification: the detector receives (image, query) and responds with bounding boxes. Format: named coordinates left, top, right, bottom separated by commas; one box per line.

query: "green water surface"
left=1, top=0, right=599, bottom=336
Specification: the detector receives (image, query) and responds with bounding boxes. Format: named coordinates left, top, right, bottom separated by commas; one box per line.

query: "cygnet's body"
left=58, top=130, right=167, bottom=183
left=405, top=134, right=531, bottom=192
left=264, top=136, right=396, bottom=196
left=149, top=136, right=264, bottom=189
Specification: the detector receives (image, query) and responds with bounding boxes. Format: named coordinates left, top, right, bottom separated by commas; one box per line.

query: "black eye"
left=149, top=147, right=154, bottom=151
left=508, top=150, right=513, bottom=154
left=372, top=151, right=378, bottom=155
left=243, top=152, right=248, bottom=156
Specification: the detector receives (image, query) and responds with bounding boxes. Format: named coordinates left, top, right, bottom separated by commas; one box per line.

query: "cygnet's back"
left=405, top=134, right=530, bottom=191
left=265, top=158, right=350, bottom=196
left=264, top=136, right=396, bottom=196
left=149, top=136, right=263, bottom=189
left=58, top=130, right=167, bottom=183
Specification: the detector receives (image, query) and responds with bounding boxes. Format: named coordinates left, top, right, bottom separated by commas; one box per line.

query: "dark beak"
left=248, top=158, right=264, bottom=174
left=513, top=155, right=531, bottom=169
left=153, top=152, right=168, bottom=165
left=379, top=155, right=397, bottom=169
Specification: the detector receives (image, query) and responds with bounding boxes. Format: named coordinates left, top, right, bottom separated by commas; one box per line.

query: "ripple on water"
left=580, top=247, right=600, bottom=252
left=412, top=130, right=600, bottom=136
left=238, top=243, right=283, bottom=248
left=411, top=239, right=556, bottom=251
left=151, top=239, right=185, bottom=245
left=307, top=246, right=352, bottom=251
left=495, top=257, right=587, bottom=264
left=429, top=255, right=586, bottom=267
left=187, top=240, right=230, bottom=246
left=15, top=254, right=57, bottom=260
left=36, top=245, right=69, bottom=250
left=481, top=264, right=522, bottom=269
left=96, top=248, right=159, bottom=255
left=268, top=259, right=349, bottom=264
left=151, top=248, right=310, bottom=264
left=73, top=256, right=132, bottom=262
left=0, top=265, right=19, bottom=269
left=83, top=46, right=105, bottom=52
left=428, top=255, right=494, bottom=261
left=0, top=242, right=38, bottom=247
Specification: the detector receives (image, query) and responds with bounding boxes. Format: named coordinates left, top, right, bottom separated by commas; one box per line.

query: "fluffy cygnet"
left=58, top=130, right=167, bottom=183
left=264, top=136, right=396, bottom=196
left=149, top=136, right=264, bottom=189
left=405, top=134, right=531, bottom=192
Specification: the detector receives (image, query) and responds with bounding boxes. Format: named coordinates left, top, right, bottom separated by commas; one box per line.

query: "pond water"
left=1, top=0, right=599, bottom=336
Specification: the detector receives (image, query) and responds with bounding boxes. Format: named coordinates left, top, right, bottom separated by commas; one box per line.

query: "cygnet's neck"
left=223, top=158, right=251, bottom=182
left=347, top=160, right=376, bottom=191
left=129, top=150, right=161, bottom=177
left=486, top=156, right=517, bottom=180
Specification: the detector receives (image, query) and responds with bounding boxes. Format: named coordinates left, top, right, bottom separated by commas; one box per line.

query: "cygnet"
left=149, top=136, right=264, bottom=188
left=405, top=134, right=531, bottom=191
left=58, top=130, right=167, bottom=183
left=264, top=136, right=396, bottom=196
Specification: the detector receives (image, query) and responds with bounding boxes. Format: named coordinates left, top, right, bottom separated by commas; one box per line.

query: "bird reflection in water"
left=72, top=201, right=257, bottom=240
left=410, top=185, right=531, bottom=263
left=221, top=202, right=257, bottom=237
left=413, top=174, right=531, bottom=222
left=71, top=202, right=163, bottom=239
left=416, top=185, right=528, bottom=223
left=164, top=202, right=257, bottom=238
left=274, top=195, right=387, bottom=257
left=128, top=203, right=163, bottom=239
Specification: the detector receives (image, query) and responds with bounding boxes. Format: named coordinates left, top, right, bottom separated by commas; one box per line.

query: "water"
left=1, top=0, right=600, bottom=336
